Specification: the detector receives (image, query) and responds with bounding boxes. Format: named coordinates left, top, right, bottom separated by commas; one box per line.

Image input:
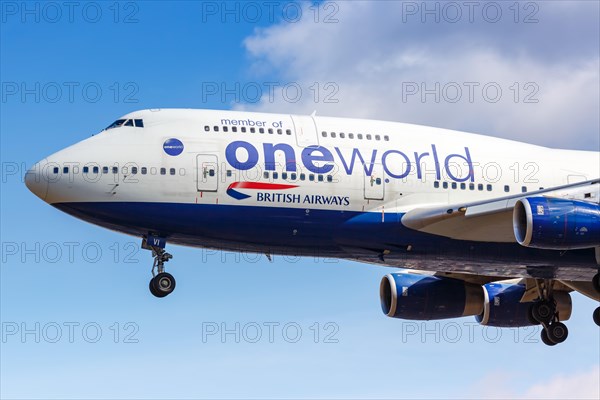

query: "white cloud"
left=468, top=365, right=600, bottom=399
left=239, top=1, right=599, bottom=151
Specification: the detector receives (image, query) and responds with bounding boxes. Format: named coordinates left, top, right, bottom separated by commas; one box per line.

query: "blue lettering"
left=382, top=150, right=411, bottom=179
left=301, top=146, right=334, bottom=174
left=334, top=148, right=378, bottom=175
left=225, top=141, right=259, bottom=170
left=444, top=147, right=474, bottom=182
left=264, top=143, right=297, bottom=171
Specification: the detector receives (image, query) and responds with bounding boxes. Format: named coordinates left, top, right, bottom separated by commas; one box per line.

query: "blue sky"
left=1, top=1, right=599, bottom=399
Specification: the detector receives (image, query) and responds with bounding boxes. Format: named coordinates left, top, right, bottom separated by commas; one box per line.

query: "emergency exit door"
left=196, top=154, right=218, bottom=192
left=364, top=163, right=385, bottom=200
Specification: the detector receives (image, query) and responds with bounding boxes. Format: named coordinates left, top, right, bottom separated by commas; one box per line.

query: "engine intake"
left=513, top=197, right=600, bottom=250
left=476, top=283, right=572, bottom=327
left=380, top=273, right=484, bottom=320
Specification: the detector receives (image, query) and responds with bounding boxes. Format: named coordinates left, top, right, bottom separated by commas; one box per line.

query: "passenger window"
left=53, top=167, right=59, bottom=174
left=460, top=183, right=466, bottom=190
left=241, top=127, right=246, bottom=133
left=223, top=126, right=228, bottom=132
left=168, top=168, right=174, bottom=175
left=504, top=185, right=510, bottom=192
left=250, top=127, right=256, bottom=133
left=93, top=166, right=99, bottom=174
left=273, top=172, right=278, bottom=179
left=451, top=182, right=457, bottom=189
left=318, top=175, right=324, bottom=182
left=63, top=167, right=69, bottom=174
left=160, top=168, right=166, bottom=175
left=300, top=173, right=306, bottom=181
left=366, top=134, right=372, bottom=140
left=487, top=184, right=492, bottom=191
left=268, top=128, right=273, bottom=134
left=204, top=126, right=210, bottom=132
left=375, top=178, right=382, bottom=185
left=434, top=181, right=439, bottom=188
left=331, top=132, right=336, bottom=138
left=83, top=166, right=89, bottom=173
left=384, top=135, right=389, bottom=141
left=375, top=135, right=380, bottom=141
left=227, top=170, right=232, bottom=177
left=141, top=167, right=147, bottom=175
left=286, top=129, right=292, bottom=135
left=348, top=133, right=354, bottom=139
left=357, top=134, right=363, bottom=140
left=112, top=166, right=118, bottom=174
left=442, top=182, right=448, bottom=189
left=291, top=173, right=297, bottom=180
left=277, top=129, right=282, bottom=135
left=208, top=169, right=214, bottom=177
left=322, top=131, right=327, bottom=137
left=103, top=166, right=109, bottom=174
left=478, top=184, right=483, bottom=191
left=259, top=128, right=264, bottom=134
left=232, top=127, right=237, bottom=133
left=327, top=175, right=333, bottom=182
left=282, top=172, right=288, bottom=180
left=469, top=183, right=475, bottom=190
left=340, top=133, right=345, bottom=139
left=132, top=167, right=138, bottom=174
left=309, top=174, right=315, bottom=181
left=263, top=171, right=269, bottom=179
left=521, top=186, right=527, bottom=193
left=213, top=126, right=219, bottom=132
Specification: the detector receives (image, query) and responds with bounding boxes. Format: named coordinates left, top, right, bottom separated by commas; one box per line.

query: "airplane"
left=25, top=108, right=600, bottom=346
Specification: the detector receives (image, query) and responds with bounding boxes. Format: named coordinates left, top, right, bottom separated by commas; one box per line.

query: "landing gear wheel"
left=527, top=306, right=540, bottom=325
left=540, top=329, right=557, bottom=346
left=593, top=273, right=600, bottom=294
left=149, top=279, right=167, bottom=298
left=152, top=272, right=176, bottom=297
left=593, top=307, right=600, bottom=327
left=546, top=322, right=568, bottom=344
left=531, top=300, right=555, bottom=324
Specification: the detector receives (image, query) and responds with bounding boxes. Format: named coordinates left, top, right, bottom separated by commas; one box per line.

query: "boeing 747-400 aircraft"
left=25, top=108, right=600, bottom=346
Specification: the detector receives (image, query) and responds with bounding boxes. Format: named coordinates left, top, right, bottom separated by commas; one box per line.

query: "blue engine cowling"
left=380, top=273, right=484, bottom=320
left=476, top=282, right=572, bottom=327
left=513, top=197, right=600, bottom=250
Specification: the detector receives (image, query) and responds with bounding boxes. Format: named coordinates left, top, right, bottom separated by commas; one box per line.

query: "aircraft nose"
left=25, top=159, right=49, bottom=201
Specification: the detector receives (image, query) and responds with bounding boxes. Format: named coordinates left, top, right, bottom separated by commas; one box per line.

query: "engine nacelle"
left=513, top=197, right=600, bottom=250
left=380, top=273, right=484, bottom=320
left=476, top=283, right=572, bottom=327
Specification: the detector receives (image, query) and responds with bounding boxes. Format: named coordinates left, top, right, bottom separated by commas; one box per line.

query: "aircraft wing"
left=401, top=179, right=600, bottom=243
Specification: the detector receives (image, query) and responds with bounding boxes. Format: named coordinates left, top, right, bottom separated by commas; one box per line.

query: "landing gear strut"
left=143, top=236, right=176, bottom=298
left=529, top=279, right=568, bottom=346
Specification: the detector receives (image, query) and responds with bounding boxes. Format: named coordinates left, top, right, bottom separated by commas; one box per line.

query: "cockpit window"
left=104, top=118, right=145, bottom=130
left=104, top=119, right=126, bottom=130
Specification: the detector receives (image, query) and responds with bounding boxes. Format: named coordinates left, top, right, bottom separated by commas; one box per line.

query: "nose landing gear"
left=143, top=236, right=176, bottom=298
left=593, top=272, right=600, bottom=327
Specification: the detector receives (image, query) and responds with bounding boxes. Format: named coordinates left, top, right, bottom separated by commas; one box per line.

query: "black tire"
left=531, top=300, right=555, bottom=324
left=153, top=272, right=176, bottom=296
left=593, top=273, right=600, bottom=294
left=547, top=322, right=568, bottom=344
left=540, top=329, right=556, bottom=346
left=593, top=307, right=600, bottom=327
left=527, top=304, right=540, bottom=325
left=149, top=278, right=167, bottom=298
